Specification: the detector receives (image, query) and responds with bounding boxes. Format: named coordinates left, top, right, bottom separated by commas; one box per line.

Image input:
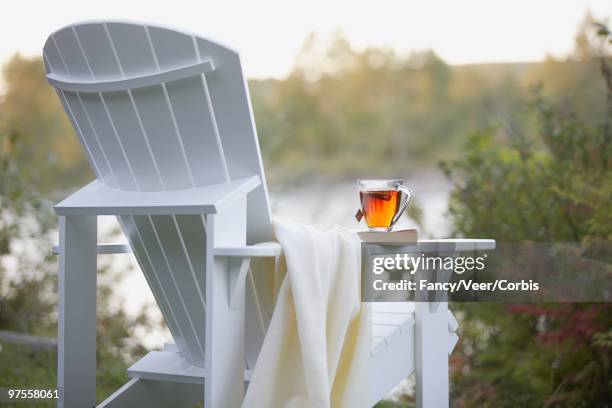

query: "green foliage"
left=0, top=341, right=137, bottom=407
left=0, top=124, right=56, bottom=337
left=374, top=400, right=414, bottom=408
left=442, top=22, right=612, bottom=407
left=0, top=342, right=56, bottom=408
left=440, top=97, right=611, bottom=242
left=0, top=55, right=93, bottom=194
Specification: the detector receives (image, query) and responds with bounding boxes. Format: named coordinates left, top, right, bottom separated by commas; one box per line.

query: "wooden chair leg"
left=204, top=208, right=247, bottom=408
left=414, top=301, right=450, bottom=408
left=58, top=215, right=97, bottom=408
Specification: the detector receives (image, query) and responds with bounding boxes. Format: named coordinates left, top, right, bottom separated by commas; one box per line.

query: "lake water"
left=271, top=171, right=452, bottom=237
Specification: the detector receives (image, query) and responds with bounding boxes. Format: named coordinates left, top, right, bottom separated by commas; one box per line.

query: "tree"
left=0, top=55, right=92, bottom=194
left=441, top=22, right=611, bottom=407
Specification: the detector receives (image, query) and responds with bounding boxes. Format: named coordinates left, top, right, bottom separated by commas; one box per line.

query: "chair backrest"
left=44, top=20, right=273, bottom=368
left=43, top=19, right=272, bottom=244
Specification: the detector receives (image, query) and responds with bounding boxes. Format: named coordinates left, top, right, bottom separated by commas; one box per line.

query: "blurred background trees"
left=0, top=17, right=607, bottom=189
left=0, top=12, right=609, bottom=407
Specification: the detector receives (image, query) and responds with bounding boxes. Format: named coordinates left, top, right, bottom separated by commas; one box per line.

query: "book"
left=357, top=229, right=418, bottom=243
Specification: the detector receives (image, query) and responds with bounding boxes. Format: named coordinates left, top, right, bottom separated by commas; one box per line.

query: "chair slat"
left=118, top=215, right=188, bottom=355
left=55, top=89, right=107, bottom=183
left=130, top=86, right=193, bottom=189
left=150, top=215, right=207, bottom=313
left=132, top=215, right=206, bottom=367
left=105, top=22, right=156, bottom=77
left=148, top=25, right=198, bottom=71
left=165, top=77, right=229, bottom=185
left=43, top=37, right=68, bottom=76
left=174, top=215, right=208, bottom=294
left=73, top=24, right=122, bottom=80
left=194, top=36, right=273, bottom=243
left=78, top=92, right=139, bottom=190
left=53, top=28, right=90, bottom=78
left=102, top=91, right=164, bottom=191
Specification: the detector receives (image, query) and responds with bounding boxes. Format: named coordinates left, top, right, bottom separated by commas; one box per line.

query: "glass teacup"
left=356, top=179, right=413, bottom=231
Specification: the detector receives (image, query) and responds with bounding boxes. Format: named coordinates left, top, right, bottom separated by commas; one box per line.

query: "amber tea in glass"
left=357, top=179, right=413, bottom=231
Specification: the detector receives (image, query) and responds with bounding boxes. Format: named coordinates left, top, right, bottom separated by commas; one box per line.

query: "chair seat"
left=126, top=302, right=418, bottom=406
left=372, top=302, right=415, bottom=356
left=369, top=303, right=416, bottom=406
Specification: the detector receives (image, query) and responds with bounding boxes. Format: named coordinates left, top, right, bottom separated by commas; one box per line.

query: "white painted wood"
left=127, top=349, right=256, bottom=383
left=369, top=303, right=416, bottom=407
left=54, top=89, right=114, bottom=186
left=372, top=302, right=415, bottom=314
left=244, top=260, right=273, bottom=370
left=372, top=337, right=387, bottom=357
left=191, top=30, right=273, bottom=244
left=54, top=176, right=260, bottom=216
left=71, top=91, right=138, bottom=190
left=448, top=333, right=459, bottom=354
left=44, top=20, right=273, bottom=241
left=131, top=214, right=206, bottom=366
left=47, top=60, right=214, bottom=92
left=415, top=301, right=450, bottom=408
left=372, top=312, right=412, bottom=327
left=45, top=21, right=274, bottom=373
left=228, top=258, right=251, bottom=310
left=128, top=351, right=206, bottom=384
left=52, top=242, right=283, bottom=257
left=163, top=342, right=179, bottom=352
left=53, top=243, right=130, bottom=255
left=118, top=215, right=194, bottom=364
left=97, top=378, right=202, bottom=408
left=447, top=310, right=459, bottom=333
left=152, top=214, right=207, bottom=357
left=205, top=197, right=247, bottom=407
left=447, top=310, right=460, bottom=354
left=411, top=242, right=461, bottom=407
left=57, top=216, right=97, bottom=408
left=127, top=303, right=418, bottom=408
left=214, top=242, right=282, bottom=257
left=373, top=324, right=400, bottom=341
left=122, top=297, right=459, bottom=407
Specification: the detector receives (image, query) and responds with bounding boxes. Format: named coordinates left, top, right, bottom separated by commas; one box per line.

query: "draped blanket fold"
left=243, top=221, right=371, bottom=408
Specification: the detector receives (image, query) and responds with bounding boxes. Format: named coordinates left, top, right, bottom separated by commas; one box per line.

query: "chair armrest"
left=54, top=176, right=260, bottom=216
left=52, top=242, right=282, bottom=258
left=214, top=242, right=281, bottom=258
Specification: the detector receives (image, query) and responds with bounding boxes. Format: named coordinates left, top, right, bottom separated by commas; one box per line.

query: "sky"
left=0, top=0, right=610, bottom=79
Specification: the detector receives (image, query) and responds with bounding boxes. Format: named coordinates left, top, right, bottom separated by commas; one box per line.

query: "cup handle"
left=390, top=184, right=413, bottom=226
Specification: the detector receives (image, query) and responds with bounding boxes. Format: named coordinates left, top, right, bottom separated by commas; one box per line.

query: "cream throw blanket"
left=243, top=221, right=371, bottom=408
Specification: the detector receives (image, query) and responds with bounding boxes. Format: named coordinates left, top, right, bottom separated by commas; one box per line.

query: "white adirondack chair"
left=44, top=20, right=494, bottom=408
